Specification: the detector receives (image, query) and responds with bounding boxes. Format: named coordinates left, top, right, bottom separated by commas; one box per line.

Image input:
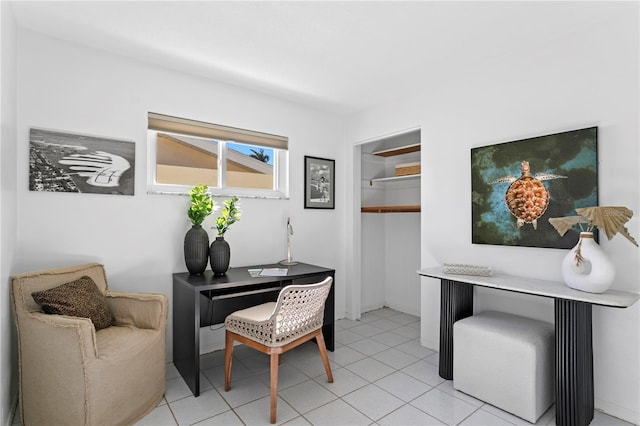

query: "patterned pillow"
left=32, top=276, right=113, bottom=330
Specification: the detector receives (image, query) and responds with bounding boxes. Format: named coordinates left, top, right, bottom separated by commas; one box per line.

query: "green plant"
left=215, top=196, right=241, bottom=237
left=187, top=184, right=214, bottom=226
left=249, top=148, right=270, bottom=163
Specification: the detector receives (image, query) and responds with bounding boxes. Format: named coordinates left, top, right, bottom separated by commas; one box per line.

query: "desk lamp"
left=280, top=217, right=298, bottom=265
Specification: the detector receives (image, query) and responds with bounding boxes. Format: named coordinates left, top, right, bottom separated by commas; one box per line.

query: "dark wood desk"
left=418, top=267, right=639, bottom=426
left=173, top=262, right=335, bottom=397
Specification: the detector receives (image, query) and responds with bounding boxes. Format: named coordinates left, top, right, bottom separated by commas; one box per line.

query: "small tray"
left=443, top=263, right=494, bottom=277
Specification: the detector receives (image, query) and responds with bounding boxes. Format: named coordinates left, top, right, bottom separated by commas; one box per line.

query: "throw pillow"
left=32, top=276, right=113, bottom=330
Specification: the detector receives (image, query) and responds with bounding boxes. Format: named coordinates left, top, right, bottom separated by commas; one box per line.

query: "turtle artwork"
left=489, top=161, right=567, bottom=230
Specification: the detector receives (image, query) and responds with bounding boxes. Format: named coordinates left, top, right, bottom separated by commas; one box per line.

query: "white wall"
left=383, top=153, right=421, bottom=315
left=0, top=2, right=19, bottom=424
left=361, top=214, right=385, bottom=311
left=16, top=30, right=347, bottom=357
left=347, top=8, right=639, bottom=424
left=384, top=213, right=420, bottom=315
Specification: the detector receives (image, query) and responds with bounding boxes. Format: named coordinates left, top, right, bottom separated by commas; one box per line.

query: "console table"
left=417, top=267, right=639, bottom=426
left=173, top=262, right=335, bottom=397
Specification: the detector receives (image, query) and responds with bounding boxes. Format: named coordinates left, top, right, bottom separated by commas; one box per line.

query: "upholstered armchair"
left=11, top=263, right=168, bottom=426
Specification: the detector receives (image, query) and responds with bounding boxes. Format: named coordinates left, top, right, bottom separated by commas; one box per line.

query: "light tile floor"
left=13, top=308, right=634, bottom=426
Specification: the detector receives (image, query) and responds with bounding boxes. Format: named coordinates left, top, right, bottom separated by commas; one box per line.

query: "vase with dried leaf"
left=549, top=206, right=638, bottom=293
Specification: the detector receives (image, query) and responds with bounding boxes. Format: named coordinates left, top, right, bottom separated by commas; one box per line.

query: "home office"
left=1, top=2, right=638, bottom=425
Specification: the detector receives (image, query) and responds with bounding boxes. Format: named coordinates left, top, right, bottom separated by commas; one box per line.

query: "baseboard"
left=343, top=309, right=359, bottom=321
left=420, top=338, right=437, bottom=351
left=384, top=302, right=420, bottom=317
left=360, top=303, right=385, bottom=314
left=595, top=399, right=639, bottom=425
left=199, top=325, right=226, bottom=355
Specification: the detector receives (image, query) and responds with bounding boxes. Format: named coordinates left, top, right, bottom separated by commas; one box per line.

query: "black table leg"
left=173, top=278, right=201, bottom=396
left=439, top=279, right=474, bottom=379
left=555, top=299, right=594, bottom=426
left=324, top=273, right=335, bottom=351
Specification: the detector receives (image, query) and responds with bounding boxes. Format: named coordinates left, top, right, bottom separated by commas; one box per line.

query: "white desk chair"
left=224, top=277, right=334, bottom=423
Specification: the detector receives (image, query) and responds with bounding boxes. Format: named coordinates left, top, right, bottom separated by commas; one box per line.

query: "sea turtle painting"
left=489, top=161, right=567, bottom=230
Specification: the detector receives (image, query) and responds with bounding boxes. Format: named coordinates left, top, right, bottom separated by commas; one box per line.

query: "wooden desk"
left=417, top=267, right=639, bottom=426
left=174, top=262, right=335, bottom=397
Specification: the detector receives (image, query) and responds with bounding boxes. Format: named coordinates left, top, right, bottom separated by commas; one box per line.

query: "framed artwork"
left=471, top=127, right=597, bottom=248
left=304, top=156, right=335, bottom=209
left=29, top=128, right=135, bottom=196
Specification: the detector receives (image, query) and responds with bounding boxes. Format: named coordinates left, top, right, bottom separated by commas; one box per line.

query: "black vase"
left=184, top=225, right=209, bottom=274
left=210, top=236, right=230, bottom=275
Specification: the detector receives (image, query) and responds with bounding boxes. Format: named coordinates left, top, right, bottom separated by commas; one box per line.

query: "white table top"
left=417, top=266, right=640, bottom=308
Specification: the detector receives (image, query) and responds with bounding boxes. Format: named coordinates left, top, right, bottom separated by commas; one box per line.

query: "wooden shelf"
left=371, top=143, right=421, bottom=157
left=361, top=205, right=421, bottom=213
left=364, top=142, right=420, bottom=214
left=369, top=174, right=420, bottom=184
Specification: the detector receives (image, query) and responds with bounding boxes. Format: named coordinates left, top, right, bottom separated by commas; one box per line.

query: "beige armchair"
left=11, top=263, right=168, bottom=426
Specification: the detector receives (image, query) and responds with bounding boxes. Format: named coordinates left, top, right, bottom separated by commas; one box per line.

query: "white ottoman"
left=453, top=311, right=555, bottom=423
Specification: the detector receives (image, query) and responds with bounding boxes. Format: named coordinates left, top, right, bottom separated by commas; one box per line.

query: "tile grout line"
left=158, top=308, right=629, bottom=426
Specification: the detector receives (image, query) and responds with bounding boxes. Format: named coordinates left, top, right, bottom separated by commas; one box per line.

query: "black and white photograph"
left=304, top=155, right=334, bottom=209
left=29, top=128, right=135, bottom=196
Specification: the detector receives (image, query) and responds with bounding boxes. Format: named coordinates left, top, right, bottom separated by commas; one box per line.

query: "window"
left=147, top=113, right=288, bottom=198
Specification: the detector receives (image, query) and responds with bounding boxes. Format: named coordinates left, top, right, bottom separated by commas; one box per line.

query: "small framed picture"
left=304, top=156, right=335, bottom=209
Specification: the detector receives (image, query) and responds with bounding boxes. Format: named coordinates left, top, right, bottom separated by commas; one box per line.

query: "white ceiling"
left=9, top=1, right=632, bottom=116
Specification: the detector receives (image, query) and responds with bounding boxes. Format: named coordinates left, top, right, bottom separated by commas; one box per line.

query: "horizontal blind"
left=148, top=112, right=288, bottom=150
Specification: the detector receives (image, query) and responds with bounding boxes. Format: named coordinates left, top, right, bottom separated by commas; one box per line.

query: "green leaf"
left=215, top=196, right=241, bottom=236
left=187, top=184, right=214, bottom=225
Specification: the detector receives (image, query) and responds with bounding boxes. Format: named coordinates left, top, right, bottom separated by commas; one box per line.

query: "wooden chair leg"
left=270, top=352, right=279, bottom=424
left=224, top=331, right=234, bottom=391
left=316, top=331, right=334, bottom=383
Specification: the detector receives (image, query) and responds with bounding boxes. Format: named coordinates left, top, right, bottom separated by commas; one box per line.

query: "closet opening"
left=356, top=128, right=421, bottom=318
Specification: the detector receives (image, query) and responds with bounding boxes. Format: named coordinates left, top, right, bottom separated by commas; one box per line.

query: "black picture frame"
left=304, top=156, right=335, bottom=209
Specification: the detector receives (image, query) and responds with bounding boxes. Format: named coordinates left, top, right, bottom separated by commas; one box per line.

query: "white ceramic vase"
left=561, top=232, right=615, bottom=293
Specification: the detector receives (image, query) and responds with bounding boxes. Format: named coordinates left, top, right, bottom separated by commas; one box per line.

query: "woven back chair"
left=224, top=277, right=333, bottom=423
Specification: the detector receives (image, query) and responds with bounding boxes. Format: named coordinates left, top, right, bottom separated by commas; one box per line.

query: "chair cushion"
left=96, top=324, right=160, bottom=358
left=32, top=276, right=113, bottom=330
left=229, top=302, right=276, bottom=322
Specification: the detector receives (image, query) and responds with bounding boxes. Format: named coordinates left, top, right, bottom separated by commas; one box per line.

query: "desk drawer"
left=198, top=272, right=334, bottom=333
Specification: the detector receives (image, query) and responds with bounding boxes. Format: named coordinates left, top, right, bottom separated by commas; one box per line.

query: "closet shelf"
left=361, top=205, right=421, bottom=213
left=369, top=174, right=420, bottom=185
left=371, top=143, right=421, bottom=157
